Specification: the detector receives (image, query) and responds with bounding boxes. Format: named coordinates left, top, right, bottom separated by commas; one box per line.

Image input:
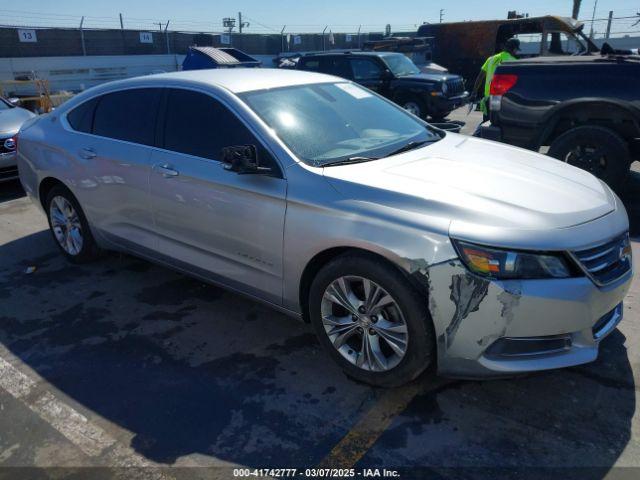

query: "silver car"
left=17, top=69, right=633, bottom=386
left=1, top=97, right=35, bottom=182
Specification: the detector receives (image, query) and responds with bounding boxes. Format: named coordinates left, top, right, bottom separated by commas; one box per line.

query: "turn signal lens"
left=453, top=240, right=573, bottom=280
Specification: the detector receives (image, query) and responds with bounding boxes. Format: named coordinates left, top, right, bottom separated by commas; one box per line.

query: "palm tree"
left=572, top=0, right=582, bottom=19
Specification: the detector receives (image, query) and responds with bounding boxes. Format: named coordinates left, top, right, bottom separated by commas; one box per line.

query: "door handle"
left=79, top=147, right=96, bottom=159
left=154, top=164, right=179, bottom=178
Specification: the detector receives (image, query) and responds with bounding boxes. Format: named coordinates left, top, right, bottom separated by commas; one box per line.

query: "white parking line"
left=0, top=356, right=36, bottom=398
left=30, top=391, right=116, bottom=457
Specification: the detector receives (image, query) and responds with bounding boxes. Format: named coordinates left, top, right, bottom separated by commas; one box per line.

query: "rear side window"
left=93, top=88, right=161, bottom=146
left=67, top=97, right=99, bottom=133
left=163, top=88, right=275, bottom=168
left=320, top=57, right=352, bottom=78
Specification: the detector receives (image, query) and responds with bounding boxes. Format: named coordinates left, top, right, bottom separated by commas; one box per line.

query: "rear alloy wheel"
left=548, top=125, right=630, bottom=191
left=46, top=185, right=102, bottom=263
left=309, top=253, right=434, bottom=387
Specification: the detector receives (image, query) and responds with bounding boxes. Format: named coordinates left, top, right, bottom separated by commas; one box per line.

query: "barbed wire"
left=1, top=8, right=638, bottom=37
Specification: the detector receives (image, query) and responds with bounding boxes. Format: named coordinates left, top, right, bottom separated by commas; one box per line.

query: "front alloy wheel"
left=403, top=101, right=423, bottom=117
left=309, top=253, right=434, bottom=387
left=321, top=276, right=408, bottom=372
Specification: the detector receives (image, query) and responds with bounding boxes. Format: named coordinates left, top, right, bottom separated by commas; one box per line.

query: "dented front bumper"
left=426, top=260, right=632, bottom=378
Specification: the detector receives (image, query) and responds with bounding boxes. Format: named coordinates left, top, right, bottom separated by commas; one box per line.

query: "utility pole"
left=164, top=20, right=170, bottom=54
left=439, top=9, right=445, bottom=23
left=589, top=0, right=598, bottom=38
left=119, top=13, right=124, bottom=29
left=237, top=12, right=249, bottom=33
left=605, top=10, right=613, bottom=39
left=79, top=16, right=86, bottom=56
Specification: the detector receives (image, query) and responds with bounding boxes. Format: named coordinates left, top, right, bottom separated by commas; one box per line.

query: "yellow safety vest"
left=480, top=51, right=517, bottom=113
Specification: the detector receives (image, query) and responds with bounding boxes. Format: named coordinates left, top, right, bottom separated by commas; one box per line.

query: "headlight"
left=441, top=82, right=448, bottom=94
left=453, top=240, right=574, bottom=280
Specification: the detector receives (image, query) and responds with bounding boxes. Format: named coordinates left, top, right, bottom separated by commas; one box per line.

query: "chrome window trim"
left=60, top=84, right=288, bottom=179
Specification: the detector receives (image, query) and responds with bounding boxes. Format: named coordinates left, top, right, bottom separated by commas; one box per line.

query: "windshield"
left=382, top=54, right=420, bottom=77
left=240, top=82, right=440, bottom=167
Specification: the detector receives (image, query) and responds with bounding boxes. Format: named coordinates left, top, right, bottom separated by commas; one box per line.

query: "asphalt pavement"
left=1, top=109, right=640, bottom=479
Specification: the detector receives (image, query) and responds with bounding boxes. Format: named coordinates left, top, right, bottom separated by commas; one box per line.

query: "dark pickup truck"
left=479, top=54, right=640, bottom=189
left=295, top=51, right=469, bottom=120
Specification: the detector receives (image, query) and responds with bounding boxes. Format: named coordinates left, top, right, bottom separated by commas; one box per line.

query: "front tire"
left=46, top=185, right=102, bottom=263
left=309, top=253, right=434, bottom=387
left=400, top=98, right=426, bottom=119
left=548, top=125, right=630, bottom=190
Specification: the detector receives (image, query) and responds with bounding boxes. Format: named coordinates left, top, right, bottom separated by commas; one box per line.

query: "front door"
left=349, top=57, right=388, bottom=95
left=148, top=88, right=287, bottom=304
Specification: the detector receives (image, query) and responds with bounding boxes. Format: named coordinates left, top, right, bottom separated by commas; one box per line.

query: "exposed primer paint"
left=498, top=284, right=522, bottom=325
left=446, top=274, right=490, bottom=348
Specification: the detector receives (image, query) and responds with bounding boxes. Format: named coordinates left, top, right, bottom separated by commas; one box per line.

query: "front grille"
left=445, top=78, right=465, bottom=97
left=0, top=136, right=16, bottom=154
left=571, top=233, right=632, bottom=286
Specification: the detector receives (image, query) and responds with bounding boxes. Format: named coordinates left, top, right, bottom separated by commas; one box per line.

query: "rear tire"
left=548, top=125, right=630, bottom=190
left=308, top=253, right=434, bottom=387
left=45, top=185, right=102, bottom=264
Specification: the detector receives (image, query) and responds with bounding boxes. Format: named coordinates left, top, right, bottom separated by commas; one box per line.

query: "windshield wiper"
left=384, top=140, right=431, bottom=157
left=321, top=156, right=379, bottom=167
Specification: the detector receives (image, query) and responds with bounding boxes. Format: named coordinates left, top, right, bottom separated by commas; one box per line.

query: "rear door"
left=66, top=88, right=162, bottom=251
left=148, top=88, right=287, bottom=304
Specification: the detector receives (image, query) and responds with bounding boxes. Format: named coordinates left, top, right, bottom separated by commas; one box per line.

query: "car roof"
left=122, top=68, right=339, bottom=94
left=304, top=51, right=398, bottom=58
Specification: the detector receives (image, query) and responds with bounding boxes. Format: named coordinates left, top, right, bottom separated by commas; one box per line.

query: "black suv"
left=295, top=52, right=469, bottom=120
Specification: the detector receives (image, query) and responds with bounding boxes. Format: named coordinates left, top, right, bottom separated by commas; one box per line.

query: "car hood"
left=0, top=107, right=36, bottom=136
left=397, top=72, right=458, bottom=83
left=321, top=133, right=617, bottom=243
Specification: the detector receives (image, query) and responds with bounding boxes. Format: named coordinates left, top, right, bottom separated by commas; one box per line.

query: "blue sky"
left=5, top=0, right=640, bottom=33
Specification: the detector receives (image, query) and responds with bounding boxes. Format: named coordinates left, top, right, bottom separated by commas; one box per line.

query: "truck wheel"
left=400, top=98, right=425, bottom=118
left=548, top=126, right=630, bottom=190
left=308, top=252, right=435, bottom=387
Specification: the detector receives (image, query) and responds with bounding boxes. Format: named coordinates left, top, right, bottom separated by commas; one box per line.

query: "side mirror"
left=221, top=145, right=272, bottom=175
left=381, top=70, right=394, bottom=80
left=7, top=97, right=21, bottom=107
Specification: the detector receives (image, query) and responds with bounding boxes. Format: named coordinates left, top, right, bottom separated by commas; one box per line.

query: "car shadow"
left=0, top=231, right=635, bottom=476
left=0, top=179, right=26, bottom=203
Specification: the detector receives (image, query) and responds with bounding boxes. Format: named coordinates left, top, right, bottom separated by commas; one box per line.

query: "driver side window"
left=162, top=88, right=278, bottom=171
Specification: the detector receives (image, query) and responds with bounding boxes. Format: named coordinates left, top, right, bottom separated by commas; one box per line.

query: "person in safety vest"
left=472, top=38, right=520, bottom=121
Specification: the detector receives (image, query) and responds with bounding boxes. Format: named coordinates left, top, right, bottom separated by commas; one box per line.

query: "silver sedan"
left=17, top=69, right=633, bottom=386
left=0, top=97, right=35, bottom=182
